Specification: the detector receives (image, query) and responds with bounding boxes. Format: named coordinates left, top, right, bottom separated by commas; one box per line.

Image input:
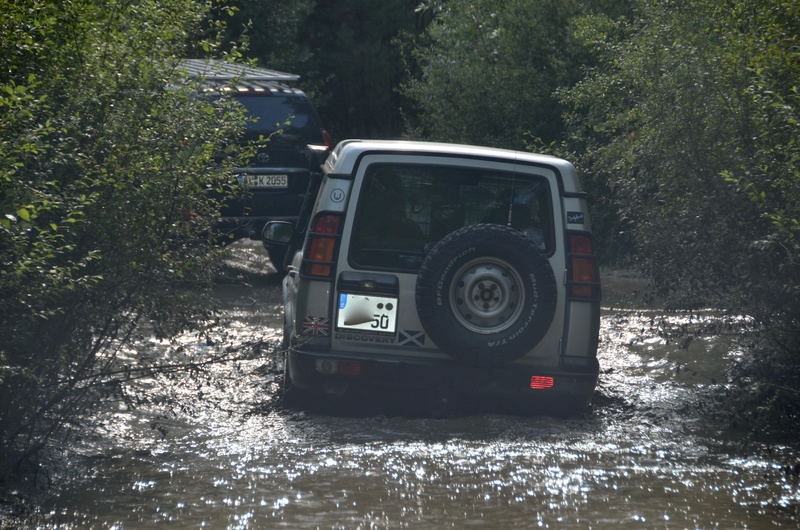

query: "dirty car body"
left=268, top=140, right=601, bottom=414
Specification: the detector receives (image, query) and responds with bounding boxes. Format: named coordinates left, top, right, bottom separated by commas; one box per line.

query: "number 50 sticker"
left=337, top=293, right=398, bottom=333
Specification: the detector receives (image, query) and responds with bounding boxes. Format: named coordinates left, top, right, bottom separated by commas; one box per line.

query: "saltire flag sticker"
left=303, top=316, right=330, bottom=337
left=398, top=330, right=425, bottom=348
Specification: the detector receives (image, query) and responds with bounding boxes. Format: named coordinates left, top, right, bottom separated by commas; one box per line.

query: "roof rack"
left=179, top=59, right=300, bottom=83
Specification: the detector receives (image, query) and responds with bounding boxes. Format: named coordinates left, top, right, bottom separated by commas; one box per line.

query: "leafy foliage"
left=561, top=0, right=799, bottom=304
left=300, top=0, right=421, bottom=138
left=221, top=0, right=421, bottom=140
left=217, top=0, right=315, bottom=72
left=0, top=0, right=251, bottom=474
left=402, top=0, right=631, bottom=149
left=559, top=0, right=800, bottom=381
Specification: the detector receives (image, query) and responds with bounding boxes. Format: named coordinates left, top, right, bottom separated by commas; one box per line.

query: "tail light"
left=567, top=232, right=601, bottom=301
left=322, top=129, right=334, bottom=149
left=301, top=213, right=342, bottom=279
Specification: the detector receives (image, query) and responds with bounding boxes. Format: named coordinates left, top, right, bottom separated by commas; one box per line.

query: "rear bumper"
left=287, top=348, right=599, bottom=412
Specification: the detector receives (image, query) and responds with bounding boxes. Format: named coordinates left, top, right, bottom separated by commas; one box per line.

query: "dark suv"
left=181, top=59, right=332, bottom=271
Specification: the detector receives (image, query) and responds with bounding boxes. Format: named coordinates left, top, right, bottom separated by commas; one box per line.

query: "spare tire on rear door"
left=415, top=224, right=557, bottom=366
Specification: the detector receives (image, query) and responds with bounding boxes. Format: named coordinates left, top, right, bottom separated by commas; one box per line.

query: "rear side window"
left=228, top=95, right=324, bottom=145
left=350, top=163, right=554, bottom=271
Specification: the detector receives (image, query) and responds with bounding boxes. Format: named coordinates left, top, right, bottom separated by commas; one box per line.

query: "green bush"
left=558, top=0, right=800, bottom=403
left=402, top=0, right=580, bottom=149
left=0, top=0, right=251, bottom=475
left=402, top=0, right=633, bottom=150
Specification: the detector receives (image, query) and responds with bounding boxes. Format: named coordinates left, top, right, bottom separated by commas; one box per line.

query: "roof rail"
left=179, top=59, right=300, bottom=83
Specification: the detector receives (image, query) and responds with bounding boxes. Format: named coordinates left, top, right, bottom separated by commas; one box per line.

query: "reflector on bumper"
left=530, top=376, right=555, bottom=390
left=315, top=359, right=362, bottom=376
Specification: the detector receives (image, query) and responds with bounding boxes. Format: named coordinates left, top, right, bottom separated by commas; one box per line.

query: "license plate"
left=337, top=292, right=397, bottom=333
left=241, top=174, right=288, bottom=188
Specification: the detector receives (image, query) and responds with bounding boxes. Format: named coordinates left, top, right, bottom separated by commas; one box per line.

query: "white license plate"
left=337, top=293, right=397, bottom=333
left=241, top=174, right=288, bottom=188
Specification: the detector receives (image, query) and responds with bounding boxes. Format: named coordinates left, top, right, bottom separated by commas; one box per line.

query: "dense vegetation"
left=221, top=0, right=422, bottom=138
left=0, top=0, right=253, bottom=476
left=558, top=0, right=800, bottom=421
left=2, top=0, right=798, bottom=484
left=403, top=0, right=599, bottom=149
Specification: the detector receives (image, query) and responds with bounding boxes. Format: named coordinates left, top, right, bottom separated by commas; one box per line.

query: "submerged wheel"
left=282, top=361, right=300, bottom=409
left=415, top=224, right=557, bottom=366
left=281, top=320, right=304, bottom=409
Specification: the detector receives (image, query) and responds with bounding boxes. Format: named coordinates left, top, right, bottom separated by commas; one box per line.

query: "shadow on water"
left=14, top=253, right=800, bottom=528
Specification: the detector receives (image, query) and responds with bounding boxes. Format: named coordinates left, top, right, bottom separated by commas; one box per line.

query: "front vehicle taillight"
left=301, top=213, right=342, bottom=279
left=567, top=232, right=601, bottom=301
left=322, top=129, right=334, bottom=149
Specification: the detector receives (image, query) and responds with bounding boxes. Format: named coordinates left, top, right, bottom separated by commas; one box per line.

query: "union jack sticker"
left=303, top=316, right=330, bottom=337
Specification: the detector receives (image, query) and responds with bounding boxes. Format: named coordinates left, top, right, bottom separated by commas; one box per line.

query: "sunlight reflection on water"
left=36, top=250, right=800, bottom=529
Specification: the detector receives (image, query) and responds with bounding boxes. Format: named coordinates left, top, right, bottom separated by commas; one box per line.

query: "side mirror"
left=306, top=144, right=332, bottom=172
left=262, top=221, right=293, bottom=244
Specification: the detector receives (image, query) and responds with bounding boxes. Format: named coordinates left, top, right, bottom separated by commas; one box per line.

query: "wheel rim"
left=449, top=257, right=525, bottom=334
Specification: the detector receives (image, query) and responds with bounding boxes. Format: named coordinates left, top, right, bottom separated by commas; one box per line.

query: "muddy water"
left=36, top=243, right=799, bottom=528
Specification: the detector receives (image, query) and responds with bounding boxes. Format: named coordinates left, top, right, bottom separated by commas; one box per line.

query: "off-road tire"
left=415, top=224, right=557, bottom=366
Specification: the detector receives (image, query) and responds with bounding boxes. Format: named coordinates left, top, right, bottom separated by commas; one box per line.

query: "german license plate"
left=337, top=292, right=397, bottom=333
left=241, top=174, right=288, bottom=188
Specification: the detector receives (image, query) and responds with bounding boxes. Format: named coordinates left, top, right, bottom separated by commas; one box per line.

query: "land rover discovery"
left=265, top=140, right=601, bottom=414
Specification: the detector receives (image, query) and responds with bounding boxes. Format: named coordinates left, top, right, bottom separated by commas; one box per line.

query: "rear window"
left=350, top=163, right=554, bottom=271
left=229, top=95, right=324, bottom=145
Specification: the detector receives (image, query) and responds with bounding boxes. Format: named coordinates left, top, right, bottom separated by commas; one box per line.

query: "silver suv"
left=265, top=140, right=601, bottom=415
